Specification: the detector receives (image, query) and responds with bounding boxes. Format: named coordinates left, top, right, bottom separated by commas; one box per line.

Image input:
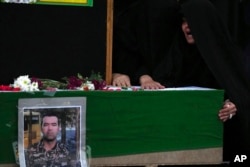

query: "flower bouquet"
left=0, top=71, right=106, bottom=92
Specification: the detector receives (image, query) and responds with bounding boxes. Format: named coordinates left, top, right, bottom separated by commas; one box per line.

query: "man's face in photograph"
left=41, top=116, right=60, bottom=141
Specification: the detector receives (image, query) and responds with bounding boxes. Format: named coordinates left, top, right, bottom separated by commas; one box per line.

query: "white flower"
left=13, top=75, right=30, bottom=89
left=77, top=81, right=95, bottom=91
left=13, top=75, right=39, bottom=91
left=28, top=82, right=39, bottom=91
left=85, top=83, right=95, bottom=90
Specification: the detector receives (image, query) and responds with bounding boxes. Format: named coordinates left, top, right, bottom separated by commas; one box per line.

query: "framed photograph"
left=18, top=97, right=87, bottom=167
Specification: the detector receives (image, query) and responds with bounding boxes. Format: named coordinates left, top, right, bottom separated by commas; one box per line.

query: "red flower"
left=12, top=87, right=21, bottom=91
left=66, top=76, right=84, bottom=89
left=0, top=85, right=20, bottom=91
left=0, top=85, right=13, bottom=91
left=91, top=79, right=106, bottom=90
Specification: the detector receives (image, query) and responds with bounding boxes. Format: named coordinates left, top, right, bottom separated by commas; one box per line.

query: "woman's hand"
left=140, top=75, right=165, bottom=89
left=218, top=99, right=237, bottom=122
left=112, top=73, right=131, bottom=87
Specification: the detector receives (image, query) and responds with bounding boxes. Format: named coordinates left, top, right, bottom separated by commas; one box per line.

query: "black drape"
left=0, top=2, right=107, bottom=84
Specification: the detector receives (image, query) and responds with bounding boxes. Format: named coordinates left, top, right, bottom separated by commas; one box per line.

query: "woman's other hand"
left=140, top=75, right=165, bottom=89
left=218, top=99, right=237, bottom=122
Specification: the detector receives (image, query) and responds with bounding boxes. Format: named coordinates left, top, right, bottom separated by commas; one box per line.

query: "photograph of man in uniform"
left=24, top=109, right=80, bottom=167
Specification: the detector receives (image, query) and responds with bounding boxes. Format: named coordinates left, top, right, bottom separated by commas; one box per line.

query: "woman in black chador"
left=153, top=0, right=250, bottom=162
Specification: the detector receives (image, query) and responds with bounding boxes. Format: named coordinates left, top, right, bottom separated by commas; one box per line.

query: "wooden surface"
left=105, top=0, right=114, bottom=85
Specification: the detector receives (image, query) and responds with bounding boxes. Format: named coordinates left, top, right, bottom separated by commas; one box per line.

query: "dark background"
left=0, top=1, right=107, bottom=84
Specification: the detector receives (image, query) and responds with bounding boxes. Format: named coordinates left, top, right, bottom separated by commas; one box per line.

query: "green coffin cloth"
left=0, top=90, right=224, bottom=164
